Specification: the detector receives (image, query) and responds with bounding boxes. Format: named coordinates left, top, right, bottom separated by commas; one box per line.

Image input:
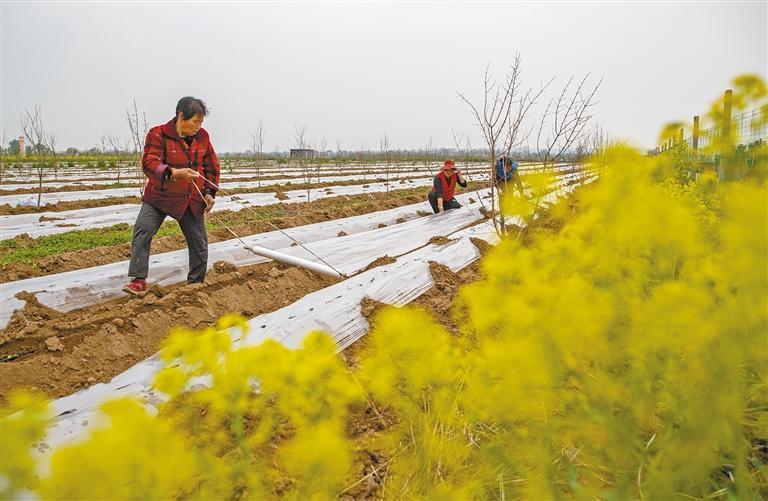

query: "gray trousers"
left=428, top=192, right=462, bottom=214
left=128, top=203, right=208, bottom=283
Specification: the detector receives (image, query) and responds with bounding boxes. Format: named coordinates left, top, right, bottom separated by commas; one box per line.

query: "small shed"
left=290, top=148, right=316, bottom=160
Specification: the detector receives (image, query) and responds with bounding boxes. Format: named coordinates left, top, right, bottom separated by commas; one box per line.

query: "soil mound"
left=0, top=261, right=339, bottom=405
left=361, top=256, right=396, bottom=273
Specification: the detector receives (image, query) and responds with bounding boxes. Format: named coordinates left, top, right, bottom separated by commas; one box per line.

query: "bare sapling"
left=249, top=119, right=265, bottom=187
left=316, top=137, right=327, bottom=184
left=423, top=135, right=433, bottom=174
left=464, top=136, right=473, bottom=172
left=294, top=124, right=312, bottom=203
left=0, top=129, right=6, bottom=185
left=495, top=73, right=603, bottom=240
left=126, top=99, right=149, bottom=195
left=577, top=122, right=622, bottom=176
left=106, top=133, right=124, bottom=184
left=458, top=56, right=547, bottom=235
left=525, top=74, right=601, bottom=234
left=380, top=133, right=391, bottom=196
left=49, top=133, right=58, bottom=181
left=20, top=105, right=54, bottom=208
left=535, top=74, right=602, bottom=170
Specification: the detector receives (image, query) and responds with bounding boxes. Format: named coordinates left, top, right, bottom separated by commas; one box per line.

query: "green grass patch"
left=0, top=223, right=179, bottom=266
left=0, top=185, right=444, bottom=267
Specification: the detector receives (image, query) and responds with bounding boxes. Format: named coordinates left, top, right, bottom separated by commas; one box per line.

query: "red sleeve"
left=202, top=138, right=220, bottom=197
left=142, top=129, right=170, bottom=181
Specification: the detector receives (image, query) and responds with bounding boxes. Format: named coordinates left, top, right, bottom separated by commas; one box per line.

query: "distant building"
left=290, top=148, right=316, bottom=160
left=19, top=137, right=25, bottom=157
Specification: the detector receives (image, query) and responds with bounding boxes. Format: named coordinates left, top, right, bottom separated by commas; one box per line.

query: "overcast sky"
left=1, top=1, right=765, bottom=153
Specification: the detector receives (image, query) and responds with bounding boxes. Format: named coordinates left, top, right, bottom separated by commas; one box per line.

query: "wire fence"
left=689, top=107, right=768, bottom=149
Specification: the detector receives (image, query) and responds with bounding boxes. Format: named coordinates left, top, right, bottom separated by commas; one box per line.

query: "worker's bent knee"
left=428, top=192, right=440, bottom=213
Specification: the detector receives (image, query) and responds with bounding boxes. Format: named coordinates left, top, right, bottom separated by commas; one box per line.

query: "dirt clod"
left=39, top=215, right=64, bottom=222
left=360, top=297, right=387, bottom=320
left=470, top=237, right=491, bottom=255
left=213, top=261, right=238, bottom=274
left=426, top=261, right=462, bottom=314
left=427, top=235, right=453, bottom=246
left=45, top=337, right=64, bottom=352
left=361, top=255, right=396, bottom=273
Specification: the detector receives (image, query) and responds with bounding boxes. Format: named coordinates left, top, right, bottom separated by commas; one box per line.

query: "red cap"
left=442, top=159, right=456, bottom=170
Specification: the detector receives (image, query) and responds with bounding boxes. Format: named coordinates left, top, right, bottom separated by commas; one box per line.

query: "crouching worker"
left=428, top=159, right=467, bottom=214
left=123, top=96, right=220, bottom=295
left=496, top=155, right=525, bottom=196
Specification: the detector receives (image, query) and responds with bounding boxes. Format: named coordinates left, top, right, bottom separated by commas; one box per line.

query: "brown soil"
left=0, top=183, right=143, bottom=196
left=360, top=256, right=396, bottom=273
left=342, top=403, right=398, bottom=500
left=0, top=260, right=339, bottom=405
left=469, top=236, right=492, bottom=255
left=0, top=189, right=432, bottom=282
left=0, top=179, right=493, bottom=217
left=0, top=196, right=141, bottom=215
left=0, top=174, right=447, bottom=213
left=0, top=171, right=429, bottom=194
left=38, top=215, right=65, bottom=222
left=427, top=235, right=453, bottom=246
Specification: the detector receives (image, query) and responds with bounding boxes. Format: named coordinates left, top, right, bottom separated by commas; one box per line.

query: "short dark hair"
left=176, top=96, right=208, bottom=120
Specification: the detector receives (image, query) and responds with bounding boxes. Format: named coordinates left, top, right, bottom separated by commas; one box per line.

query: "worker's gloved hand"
left=172, top=167, right=200, bottom=182
left=204, top=194, right=215, bottom=214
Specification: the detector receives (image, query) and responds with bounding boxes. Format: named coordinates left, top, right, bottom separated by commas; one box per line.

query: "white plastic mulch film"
left=26, top=174, right=593, bottom=459
left=0, top=164, right=575, bottom=240
left=1, top=170, right=490, bottom=206
left=0, top=162, right=487, bottom=184
left=1, top=178, right=480, bottom=240
left=0, top=191, right=487, bottom=329
left=0, top=169, right=592, bottom=329
left=1, top=166, right=493, bottom=193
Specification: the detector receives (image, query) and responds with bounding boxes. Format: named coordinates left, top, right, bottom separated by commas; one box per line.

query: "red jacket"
left=431, top=171, right=459, bottom=201
left=141, top=118, right=220, bottom=220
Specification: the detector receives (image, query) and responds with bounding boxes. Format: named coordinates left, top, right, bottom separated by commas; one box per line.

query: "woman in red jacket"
left=428, top=160, right=467, bottom=213
left=123, top=96, right=221, bottom=295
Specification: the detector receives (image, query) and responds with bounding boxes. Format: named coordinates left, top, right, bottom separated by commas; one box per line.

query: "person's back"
left=496, top=157, right=518, bottom=182
left=496, top=157, right=524, bottom=196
